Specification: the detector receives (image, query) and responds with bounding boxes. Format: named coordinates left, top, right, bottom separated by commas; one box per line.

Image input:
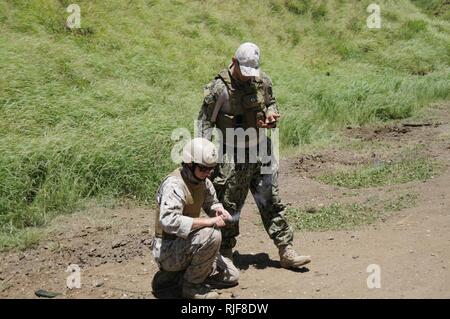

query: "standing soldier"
left=197, top=42, right=311, bottom=270
left=151, top=138, right=239, bottom=299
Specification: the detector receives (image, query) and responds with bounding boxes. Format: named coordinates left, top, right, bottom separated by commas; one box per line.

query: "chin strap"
left=182, top=163, right=205, bottom=183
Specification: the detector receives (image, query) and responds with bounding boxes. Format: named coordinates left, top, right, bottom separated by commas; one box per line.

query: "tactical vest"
left=155, top=168, right=206, bottom=239
left=213, top=69, right=269, bottom=140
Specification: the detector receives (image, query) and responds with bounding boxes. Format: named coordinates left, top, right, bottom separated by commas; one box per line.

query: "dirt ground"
left=1, top=104, right=449, bottom=299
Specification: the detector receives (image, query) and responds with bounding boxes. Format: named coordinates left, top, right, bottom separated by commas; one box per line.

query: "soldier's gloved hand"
left=215, top=207, right=232, bottom=223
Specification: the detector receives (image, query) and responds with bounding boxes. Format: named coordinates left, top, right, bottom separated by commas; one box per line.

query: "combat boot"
left=182, top=281, right=219, bottom=299
left=279, top=245, right=311, bottom=269
left=204, top=273, right=239, bottom=289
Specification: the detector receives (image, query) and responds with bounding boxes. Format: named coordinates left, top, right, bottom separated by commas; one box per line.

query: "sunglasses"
left=197, top=165, right=215, bottom=173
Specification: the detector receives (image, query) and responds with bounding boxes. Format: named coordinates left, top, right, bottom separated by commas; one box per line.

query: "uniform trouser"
left=212, top=148, right=294, bottom=250
left=155, top=227, right=239, bottom=285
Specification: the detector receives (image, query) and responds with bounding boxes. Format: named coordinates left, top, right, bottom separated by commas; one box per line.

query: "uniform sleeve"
left=157, top=177, right=193, bottom=239
left=261, top=73, right=280, bottom=116
left=196, top=78, right=225, bottom=140
left=202, top=179, right=223, bottom=217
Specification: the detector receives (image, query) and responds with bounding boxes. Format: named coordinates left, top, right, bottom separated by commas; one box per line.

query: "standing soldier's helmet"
left=182, top=138, right=218, bottom=167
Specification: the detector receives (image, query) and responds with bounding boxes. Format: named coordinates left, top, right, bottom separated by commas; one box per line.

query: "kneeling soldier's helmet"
left=182, top=138, right=218, bottom=167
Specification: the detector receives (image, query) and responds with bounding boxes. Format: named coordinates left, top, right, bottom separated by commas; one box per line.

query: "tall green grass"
left=1, top=0, right=449, bottom=248
left=410, top=0, right=450, bottom=20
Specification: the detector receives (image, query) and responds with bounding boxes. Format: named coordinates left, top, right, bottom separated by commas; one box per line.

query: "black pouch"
left=234, top=114, right=244, bottom=128
left=242, top=93, right=259, bottom=111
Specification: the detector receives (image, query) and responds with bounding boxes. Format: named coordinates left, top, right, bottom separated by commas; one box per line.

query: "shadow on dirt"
left=233, top=252, right=310, bottom=273
left=151, top=253, right=310, bottom=298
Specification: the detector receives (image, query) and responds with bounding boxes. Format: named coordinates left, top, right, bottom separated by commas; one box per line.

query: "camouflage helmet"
left=182, top=138, right=218, bottom=167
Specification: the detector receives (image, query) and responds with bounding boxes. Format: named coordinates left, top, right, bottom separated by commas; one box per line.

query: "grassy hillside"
left=0, top=0, right=449, bottom=249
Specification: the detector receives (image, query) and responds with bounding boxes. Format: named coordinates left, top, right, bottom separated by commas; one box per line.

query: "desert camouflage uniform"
left=152, top=169, right=239, bottom=285
left=196, top=68, right=294, bottom=250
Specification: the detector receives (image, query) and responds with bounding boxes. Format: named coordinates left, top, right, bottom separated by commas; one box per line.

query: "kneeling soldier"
left=151, top=138, right=239, bottom=299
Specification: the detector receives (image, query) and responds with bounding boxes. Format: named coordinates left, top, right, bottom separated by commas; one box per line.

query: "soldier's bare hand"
left=257, top=111, right=280, bottom=128
left=266, top=112, right=280, bottom=124
left=211, top=216, right=226, bottom=228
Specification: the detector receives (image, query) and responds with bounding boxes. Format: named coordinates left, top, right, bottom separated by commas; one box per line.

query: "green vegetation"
left=316, top=157, right=439, bottom=188
left=410, top=0, right=450, bottom=20
left=381, top=193, right=418, bottom=212
left=1, top=0, right=449, bottom=249
left=286, top=193, right=417, bottom=231
left=287, top=202, right=378, bottom=231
